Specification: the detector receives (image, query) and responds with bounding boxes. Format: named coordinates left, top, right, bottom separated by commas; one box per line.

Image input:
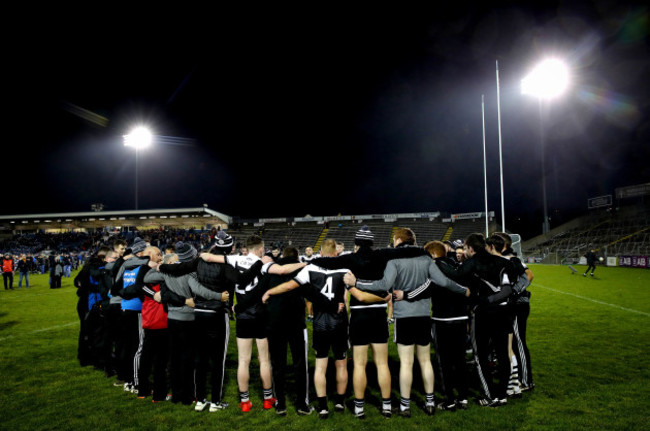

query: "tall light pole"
left=482, top=94, right=489, bottom=237
left=496, top=60, right=506, bottom=233
left=521, top=59, right=569, bottom=234
left=123, top=127, right=153, bottom=210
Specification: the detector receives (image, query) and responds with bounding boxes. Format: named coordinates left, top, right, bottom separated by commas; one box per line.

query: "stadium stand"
left=521, top=203, right=650, bottom=262
left=444, top=219, right=488, bottom=245
left=230, top=216, right=493, bottom=254
left=0, top=209, right=501, bottom=258
left=7, top=202, right=648, bottom=266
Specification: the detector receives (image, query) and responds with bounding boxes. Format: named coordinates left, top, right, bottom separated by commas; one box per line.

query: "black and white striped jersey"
left=226, top=254, right=273, bottom=320
left=294, top=264, right=348, bottom=332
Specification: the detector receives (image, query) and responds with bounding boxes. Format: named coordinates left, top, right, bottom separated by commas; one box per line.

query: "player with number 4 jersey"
left=263, top=239, right=349, bottom=418
left=295, top=264, right=349, bottom=336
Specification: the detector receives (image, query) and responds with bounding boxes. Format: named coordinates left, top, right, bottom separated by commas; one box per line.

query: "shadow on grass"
left=0, top=311, right=19, bottom=333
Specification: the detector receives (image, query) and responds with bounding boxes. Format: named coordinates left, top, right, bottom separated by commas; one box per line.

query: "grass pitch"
left=1, top=264, right=649, bottom=430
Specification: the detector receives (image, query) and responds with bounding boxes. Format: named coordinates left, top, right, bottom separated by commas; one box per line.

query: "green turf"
left=1, top=264, right=649, bottom=430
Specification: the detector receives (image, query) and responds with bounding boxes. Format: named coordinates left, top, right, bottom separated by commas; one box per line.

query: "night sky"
left=5, top=2, right=649, bottom=239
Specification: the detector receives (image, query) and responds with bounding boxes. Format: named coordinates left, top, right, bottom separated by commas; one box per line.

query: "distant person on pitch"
left=584, top=249, right=598, bottom=277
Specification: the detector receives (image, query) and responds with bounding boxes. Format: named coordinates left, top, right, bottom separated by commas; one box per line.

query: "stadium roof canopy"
left=0, top=207, right=231, bottom=233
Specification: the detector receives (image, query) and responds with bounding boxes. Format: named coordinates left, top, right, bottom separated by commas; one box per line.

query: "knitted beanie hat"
left=452, top=239, right=464, bottom=249
left=130, top=237, right=147, bottom=254
left=213, top=230, right=234, bottom=252
left=354, top=225, right=374, bottom=246
left=175, top=241, right=198, bottom=262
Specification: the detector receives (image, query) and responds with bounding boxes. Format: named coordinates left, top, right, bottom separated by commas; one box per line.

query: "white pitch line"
left=0, top=321, right=79, bottom=342
left=534, top=283, right=650, bottom=317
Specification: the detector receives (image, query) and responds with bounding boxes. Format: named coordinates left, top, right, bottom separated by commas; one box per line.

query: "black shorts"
left=313, top=326, right=349, bottom=360
left=349, top=308, right=389, bottom=346
left=393, top=316, right=432, bottom=346
left=235, top=317, right=267, bottom=339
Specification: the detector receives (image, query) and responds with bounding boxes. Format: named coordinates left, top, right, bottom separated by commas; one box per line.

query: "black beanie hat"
left=213, top=231, right=234, bottom=252
left=354, top=225, right=374, bottom=246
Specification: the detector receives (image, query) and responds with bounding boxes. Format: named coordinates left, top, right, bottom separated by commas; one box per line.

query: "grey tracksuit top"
left=144, top=269, right=222, bottom=321
left=357, top=253, right=467, bottom=319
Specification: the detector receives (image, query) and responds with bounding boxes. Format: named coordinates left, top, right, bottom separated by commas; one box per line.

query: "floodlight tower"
left=123, top=127, right=153, bottom=210
left=521, top=59, right=569, bottom=234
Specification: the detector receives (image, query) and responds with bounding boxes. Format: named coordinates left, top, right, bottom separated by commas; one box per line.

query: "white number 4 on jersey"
left=320, top=277, right=335, bottom=300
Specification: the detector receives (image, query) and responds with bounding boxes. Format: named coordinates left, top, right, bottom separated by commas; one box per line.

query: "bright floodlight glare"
left=521, top=59, right=569, bottom=99
left=123, top=127, right=153, bottom=149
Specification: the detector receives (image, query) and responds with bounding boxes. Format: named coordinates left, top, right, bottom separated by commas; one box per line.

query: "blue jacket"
left=121, top=265, right=144, bottom=312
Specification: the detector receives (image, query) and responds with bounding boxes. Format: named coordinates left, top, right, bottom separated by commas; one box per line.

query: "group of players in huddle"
left=75, top=225, right=534, bottom=420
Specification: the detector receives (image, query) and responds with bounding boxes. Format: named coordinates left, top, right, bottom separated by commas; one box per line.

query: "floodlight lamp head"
left=521, top=59, right=569, bottom=99
left=123, top=126, right=153, bottom=149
